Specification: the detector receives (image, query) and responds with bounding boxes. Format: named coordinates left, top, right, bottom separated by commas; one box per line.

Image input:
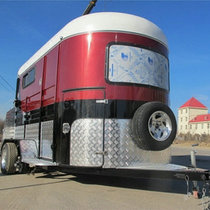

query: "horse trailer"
left=1, top=10, right=209, bottom=184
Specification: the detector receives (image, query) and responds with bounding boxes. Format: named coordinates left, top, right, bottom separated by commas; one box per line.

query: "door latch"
left=95, top=151, right=108, bottom=155
left=96, top=99, right=108, bottom=104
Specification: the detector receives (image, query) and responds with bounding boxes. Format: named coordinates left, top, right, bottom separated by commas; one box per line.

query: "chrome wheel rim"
left=1, top=145, right=7, bottom=170
left=148, top=111, right=172, bottom=141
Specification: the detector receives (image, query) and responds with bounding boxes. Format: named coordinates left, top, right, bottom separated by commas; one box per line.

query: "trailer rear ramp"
left=116, top=163, right=210, bottom=181
left=52, top=163, right=210, bottom=184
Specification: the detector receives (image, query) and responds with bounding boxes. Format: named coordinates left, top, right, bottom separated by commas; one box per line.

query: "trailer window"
left=22, top=67, right=35, bottom=88
left=107, top=44, right=169, bottom=90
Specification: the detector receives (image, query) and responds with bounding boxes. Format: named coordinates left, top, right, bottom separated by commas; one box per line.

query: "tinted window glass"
left=23, top=68, right=35, bottom=88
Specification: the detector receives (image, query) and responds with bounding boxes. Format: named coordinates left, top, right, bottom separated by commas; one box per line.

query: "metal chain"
left=201, top=182, right=210, bottom=210
left=184, top=175, right=192, bottom=200
left=208, top=182, right=210, bottom=210
left=202, top=187, right=206, bottom=209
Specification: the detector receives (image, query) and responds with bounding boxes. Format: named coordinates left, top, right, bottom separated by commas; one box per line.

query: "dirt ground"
left=173, top=140, right=210, bottom=148
left=0, top=172, right=209, bottom=210
left=0, top=145, right=210, bottom=210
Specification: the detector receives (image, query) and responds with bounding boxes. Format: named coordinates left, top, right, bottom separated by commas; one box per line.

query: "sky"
left=0, top=0, right=210, bottom=120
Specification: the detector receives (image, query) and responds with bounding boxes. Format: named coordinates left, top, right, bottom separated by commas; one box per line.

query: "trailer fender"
left=131, top=102, right=177, bottom=151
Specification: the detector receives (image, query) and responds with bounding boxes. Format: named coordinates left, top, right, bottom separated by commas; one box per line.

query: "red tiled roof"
left=190, top=114, right=210, bottom=123
left=180, top=97, right=207, bottom=109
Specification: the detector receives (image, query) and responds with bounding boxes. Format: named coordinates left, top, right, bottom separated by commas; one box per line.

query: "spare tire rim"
left=148, top=111, right=172, bottom=141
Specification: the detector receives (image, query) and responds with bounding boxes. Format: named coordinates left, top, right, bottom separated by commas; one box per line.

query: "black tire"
left=131, top=102, right=177, bottom=151
left=1, top=143, right=18, bottom=174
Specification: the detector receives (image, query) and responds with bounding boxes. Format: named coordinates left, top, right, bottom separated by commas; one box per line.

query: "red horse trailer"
left=1, top=11, right=209, bottom=184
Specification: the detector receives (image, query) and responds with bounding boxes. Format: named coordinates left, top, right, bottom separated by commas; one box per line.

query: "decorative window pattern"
left=108, top=45, right=169, bottom=90
left=23, top=67, right=35, bottom=88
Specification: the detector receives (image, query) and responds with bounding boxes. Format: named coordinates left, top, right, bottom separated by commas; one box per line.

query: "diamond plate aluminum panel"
left=40, top=120, right=53, bottom=159
left=70, top=119, right=103, bottom=167
left=118, top=163, right=187, bottom=171
left=103, top=119, right=171, bottom=168
left=25, top=123, right=39, bottom=139
left=20, top=139, right=38, bottom=161
left=25, top=123, right=39, bottom=146
left=23, top=158, right=57, bottom=167
left=14, top=125, right=24, bottom=139
left=3, top=127, right=15, bottom=139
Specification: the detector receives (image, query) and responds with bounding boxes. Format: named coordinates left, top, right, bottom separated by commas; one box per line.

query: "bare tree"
left=0, top=119, right=4, bottom=134
left=0, top=118, right=4, bottom=141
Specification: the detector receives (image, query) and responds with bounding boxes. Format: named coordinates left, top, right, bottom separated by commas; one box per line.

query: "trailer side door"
left=61, top=88, right=106, bottom=167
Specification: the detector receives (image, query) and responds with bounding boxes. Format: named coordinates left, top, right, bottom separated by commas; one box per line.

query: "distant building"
left=178, top=97, right=210, bottom=135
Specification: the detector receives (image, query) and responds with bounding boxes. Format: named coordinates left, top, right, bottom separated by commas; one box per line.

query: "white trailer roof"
left=18, top=12, right=168, bottom=76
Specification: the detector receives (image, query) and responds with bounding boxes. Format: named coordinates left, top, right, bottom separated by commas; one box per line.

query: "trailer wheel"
left=1, top=143, right=18, bottom=174
left=131, top=102, right=177, bottom=151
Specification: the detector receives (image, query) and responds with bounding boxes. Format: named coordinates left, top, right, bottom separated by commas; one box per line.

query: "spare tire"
left=131, top=102, right=177, bottom=151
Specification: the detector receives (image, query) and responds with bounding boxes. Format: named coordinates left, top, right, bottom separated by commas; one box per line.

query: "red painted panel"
left=20, top=32, right=169, bottom=112
left=63, top=90, right=104, bottom=101
left=57, top=32, right=169, bottom=104
left=42, top=85, right=56, bottom=107
left=42, top=46, right=58, bottom=107
left=20, top=59, right=43, bottom=112
left=105, top=85, right=168, bottom=104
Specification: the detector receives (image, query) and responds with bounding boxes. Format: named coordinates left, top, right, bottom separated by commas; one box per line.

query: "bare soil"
left=173, top=139, right=210, bottom=148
